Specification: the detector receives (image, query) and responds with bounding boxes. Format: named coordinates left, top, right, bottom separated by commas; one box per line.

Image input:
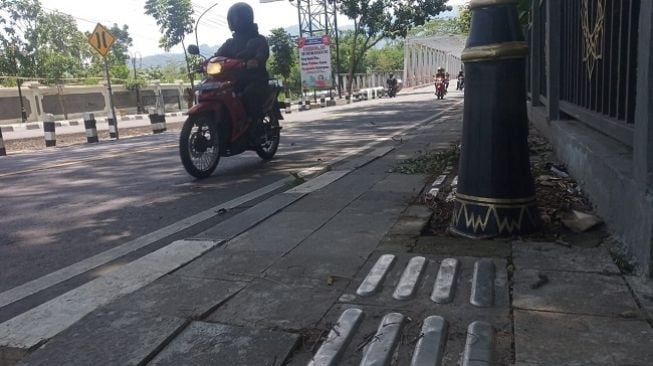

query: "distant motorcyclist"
left=434, top=67, right=446, bottom=97
left=215, top=2, right=269, bottom=121
left=457, top=70, right=465, bottom=90
left=387, top=73, right=398, bottom=97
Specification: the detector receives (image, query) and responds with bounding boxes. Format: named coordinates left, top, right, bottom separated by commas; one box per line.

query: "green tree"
left=366, top=42, right=404, bottom=72
left=338, top=0, right=451, bottom=94
left=35, top=10, right=87, bottom=83
left=0, top=0, right=41, bottom=80
left=409, top=17, right=465, bottom=37
left=268, top=28, right=295, bottom=97
left=458, top=3, right=472, bottom=34
left=144, top=0, right=194, bottom=88
left=457, top=0, right=530, bottom=34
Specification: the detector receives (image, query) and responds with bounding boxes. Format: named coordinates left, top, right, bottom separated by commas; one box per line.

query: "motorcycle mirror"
left=188, top=45, right=200, bottom=55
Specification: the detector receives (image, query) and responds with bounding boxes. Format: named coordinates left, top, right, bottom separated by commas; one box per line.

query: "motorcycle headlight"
left=206, top=62, right=222, bottom=76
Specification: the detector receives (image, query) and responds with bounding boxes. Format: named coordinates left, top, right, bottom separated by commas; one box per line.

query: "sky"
left=40, top=0, right=467, bottom=57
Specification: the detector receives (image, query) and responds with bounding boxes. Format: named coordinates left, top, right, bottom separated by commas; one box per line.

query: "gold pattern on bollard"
left=581, top=0, right=605, bottom=79
left=461, top=42, right=529, bottom=62
left=469, top=0, right=517, bottom=9
left=451, top=197, right=538, bottom=236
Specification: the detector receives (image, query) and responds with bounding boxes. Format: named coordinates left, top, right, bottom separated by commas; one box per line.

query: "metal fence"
left=531, top=0, right=641, bottom=146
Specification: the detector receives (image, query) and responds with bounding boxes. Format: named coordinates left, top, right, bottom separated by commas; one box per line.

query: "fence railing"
left=534, top=0, right=641, bottom=146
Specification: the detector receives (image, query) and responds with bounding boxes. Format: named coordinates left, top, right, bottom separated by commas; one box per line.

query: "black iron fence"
left=531, top=0, right=640, bottom=146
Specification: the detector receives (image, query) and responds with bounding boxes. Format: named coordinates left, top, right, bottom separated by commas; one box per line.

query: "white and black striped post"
left=346, top=94, right=351, bottom=104
left=43, top=114, right=56, bottom=147
left=157, top=106, right=167, bottom=133
left=320, top=97, right=326, bottom=108
left=107, top=110, right=119, bottom=139
left=285, top=99, right=292, bottom=113
left=149, top=107, right=166, bottom=134
left=84, top=112, right=99, bottom=144
left=0, top=127, right=6, bottom=156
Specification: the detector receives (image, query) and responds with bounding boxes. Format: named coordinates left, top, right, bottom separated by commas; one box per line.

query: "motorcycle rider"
left=216, top=2, right=270, bottom=124
left=434, top=67, right=446, bottom=96
left=457, top=70, right=465, bottom=90
left=386, top=73, right=398, bottom=97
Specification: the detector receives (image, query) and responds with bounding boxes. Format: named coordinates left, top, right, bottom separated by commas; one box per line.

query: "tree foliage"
left=0, top=0, right=135, bottom=84
left=144, top=0, right=194, bottom=52
left=338, top=0, right=451, bottom=94
left=268, top=28, right=295, bottom=84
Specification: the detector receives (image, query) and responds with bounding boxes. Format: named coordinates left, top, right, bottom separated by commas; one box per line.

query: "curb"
left=1, top=111, right=189, bottom=132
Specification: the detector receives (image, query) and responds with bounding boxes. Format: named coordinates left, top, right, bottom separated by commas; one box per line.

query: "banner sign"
left=298, top=35, right=333, bottom=90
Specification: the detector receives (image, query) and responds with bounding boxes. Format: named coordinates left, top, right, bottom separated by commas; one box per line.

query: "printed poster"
left=298, top=35, right=333, bottom=89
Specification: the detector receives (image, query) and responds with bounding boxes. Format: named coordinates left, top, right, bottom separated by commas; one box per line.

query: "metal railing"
left=557, top=0, right=640, bottom=145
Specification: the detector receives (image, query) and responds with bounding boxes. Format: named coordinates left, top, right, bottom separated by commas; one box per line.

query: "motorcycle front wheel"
left=255, top=112, right=281, bottom=160
left=179, top=112, right=221, bottom=179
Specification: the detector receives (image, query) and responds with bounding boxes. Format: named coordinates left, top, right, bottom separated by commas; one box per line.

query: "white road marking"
left=0, top=178, right=288, bottom=309
left=0, top=239, right=221, bottom=350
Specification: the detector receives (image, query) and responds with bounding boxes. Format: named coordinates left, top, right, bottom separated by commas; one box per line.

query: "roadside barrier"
left=107, top=110, right=119, bottom=139
left=43, top=114, right=56, bottom=147
left=0, top=128, right=6, bottom=156
left=84, top=113, right=99, bottom=144
left=149, top=107, right=167, bottom=134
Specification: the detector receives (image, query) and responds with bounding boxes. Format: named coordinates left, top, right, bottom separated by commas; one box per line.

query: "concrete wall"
left=0, top=81, right=189, bottom=124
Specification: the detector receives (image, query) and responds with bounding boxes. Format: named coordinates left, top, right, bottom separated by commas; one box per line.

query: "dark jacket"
left=216, top=24, right=270, bottom=82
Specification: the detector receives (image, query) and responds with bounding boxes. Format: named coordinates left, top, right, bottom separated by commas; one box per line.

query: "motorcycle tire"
left=255, top=112, right=281, bottom=160
left=179, top=112, right=221, bottom=179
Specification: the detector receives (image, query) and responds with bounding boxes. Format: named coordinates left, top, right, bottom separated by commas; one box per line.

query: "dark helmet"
left=227, top=2, right=254, bottom=33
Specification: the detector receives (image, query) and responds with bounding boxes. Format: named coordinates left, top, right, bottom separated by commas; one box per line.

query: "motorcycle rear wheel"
left=179, top=112, right=221, bottom=179
left=255, top=112, right=281, bottom=160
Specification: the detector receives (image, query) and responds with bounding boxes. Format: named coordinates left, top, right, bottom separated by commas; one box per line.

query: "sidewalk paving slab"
left=149, top=321, right=299, bottom=366
left=206, top=276, right=349, bottom=331
left=513, top=269, right=639, bottom=317
left=16, top=309, right=186, bottom=366
left=195, top=192, right=305, bottom=241
left=514, top=309, right=653, bottom=366
left=512, top=240, right=620, bottom=274
left=174, top=248, right=286, bottom=282
left=414, top=236, right=512, bottom=258
left=104, top=275, right=246, bottom=319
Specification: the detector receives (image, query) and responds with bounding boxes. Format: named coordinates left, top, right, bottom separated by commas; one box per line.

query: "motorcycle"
left=180, top=45, right=283, bottom=179
left=387, top=84, right=397, bottom=98
left=435, top=78, right=446, bottom=100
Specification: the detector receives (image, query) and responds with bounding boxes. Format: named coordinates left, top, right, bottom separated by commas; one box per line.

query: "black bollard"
left=107, top=110, right=119, bottom=139
left=43, top=114, right=56, bottom=147
left=84, top=113, right=99, bottom=143
left=0, top=127, right=6, bottom=156
left=450, top=0, right=539, bottom=238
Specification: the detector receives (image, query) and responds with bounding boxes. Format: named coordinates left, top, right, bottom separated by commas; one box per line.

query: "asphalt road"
left=0, top=86, right=462, bottom=322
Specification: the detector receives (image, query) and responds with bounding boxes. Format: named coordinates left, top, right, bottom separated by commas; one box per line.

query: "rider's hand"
left=246, top=59, right=259, bottom=69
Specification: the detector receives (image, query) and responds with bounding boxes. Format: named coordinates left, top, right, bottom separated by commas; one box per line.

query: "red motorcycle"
left=435, top=78, right=446, bottom=100
left=181, top=45, right=283, bottom=178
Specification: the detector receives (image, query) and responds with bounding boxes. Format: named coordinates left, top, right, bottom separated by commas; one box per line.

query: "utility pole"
left=130, top=52, right=143, bottom=114
left=11, top=46, right=28, bottom=122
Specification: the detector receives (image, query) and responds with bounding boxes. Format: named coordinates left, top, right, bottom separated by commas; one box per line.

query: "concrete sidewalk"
left=3, top=93, right=653, bottom=366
